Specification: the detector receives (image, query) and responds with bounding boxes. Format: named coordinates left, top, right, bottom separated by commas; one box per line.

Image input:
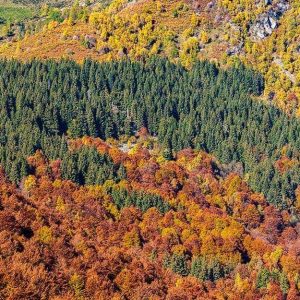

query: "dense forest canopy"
left=1, top=0, right=300, bottom=298
left=1, top=136, right=299, bottom=299
left=1, top=57, right=300, bottom=209
left=1, top=0, right=299, bottom=115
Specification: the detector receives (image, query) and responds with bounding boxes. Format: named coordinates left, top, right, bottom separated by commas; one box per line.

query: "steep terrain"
left=14, top=0, right=71, bottom=4
left=2, top=58, right=299, bottom=210
left=0, top=0, right=299, bottom=113
left=1, top=1, right=300, bottom=299
left=1, top=135, right=300, bottom=299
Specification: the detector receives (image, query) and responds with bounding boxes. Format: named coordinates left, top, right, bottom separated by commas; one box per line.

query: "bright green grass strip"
left=0, top=5, right=34, bottom=23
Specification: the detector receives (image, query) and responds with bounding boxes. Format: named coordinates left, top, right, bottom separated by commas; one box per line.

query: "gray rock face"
left=206, top=1, right=215, bottom=10
left=265, top=0, right=272, bottom=6
left=269, top=17, right=277, bottom=29
left=249, top=0, right=289, bottom=40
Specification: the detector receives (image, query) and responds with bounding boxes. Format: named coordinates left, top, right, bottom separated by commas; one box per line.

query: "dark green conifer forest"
left=1, top=58, right=300, bottom=208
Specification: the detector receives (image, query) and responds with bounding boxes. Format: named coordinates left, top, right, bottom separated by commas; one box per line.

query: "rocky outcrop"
left=249, top=0, right=289, bottom=40
left=188, top=0, right=214, bottom=12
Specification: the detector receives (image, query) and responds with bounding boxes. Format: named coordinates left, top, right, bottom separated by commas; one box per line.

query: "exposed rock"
left=269, top=17, right=277, bottom=29
left=190, top=0, right=214, bottom=12
left=206, top=1, right=215, bottom=10
left=250, top=0, right=289, bottom=40
left=264, top=18, right=273, bottom=35
left=264, top=0, right=272, bottom=6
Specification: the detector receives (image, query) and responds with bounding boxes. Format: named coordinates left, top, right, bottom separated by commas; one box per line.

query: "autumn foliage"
left=0, top=135, right=300, bottom=299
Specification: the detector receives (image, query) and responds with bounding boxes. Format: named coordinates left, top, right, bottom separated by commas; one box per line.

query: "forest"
left=1, top=58, right=300, bottom=210
left=0, top=0, right=300, bottom=299
left=0, top=0, right=299, bottom=115
left=1, top=134, right=300, bottom=299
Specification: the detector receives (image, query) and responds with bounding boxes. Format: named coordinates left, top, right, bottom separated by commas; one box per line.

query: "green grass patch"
left=0, top=5, right=34, bottom=23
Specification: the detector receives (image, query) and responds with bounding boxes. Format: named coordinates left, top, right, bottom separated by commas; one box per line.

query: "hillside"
left=0, top=1, right=34, bottom=22
left=0, top=0, right=299, bottom=113
left=0, top=59, right=300, bottom=298
left=12, top=0, right=71, bottom=5
left=1, top=1, right=300, bottom=299
left=2, top=58, right=300, bottom=210
left=1, top=134, right=300, bottom=299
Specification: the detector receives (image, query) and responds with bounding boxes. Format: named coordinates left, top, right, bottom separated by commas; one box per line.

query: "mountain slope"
left=0, top=0, right=299, bottom=113
left=1, top=2, right=300, bottom=298
left=1, top=135, right=300, bottom=299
